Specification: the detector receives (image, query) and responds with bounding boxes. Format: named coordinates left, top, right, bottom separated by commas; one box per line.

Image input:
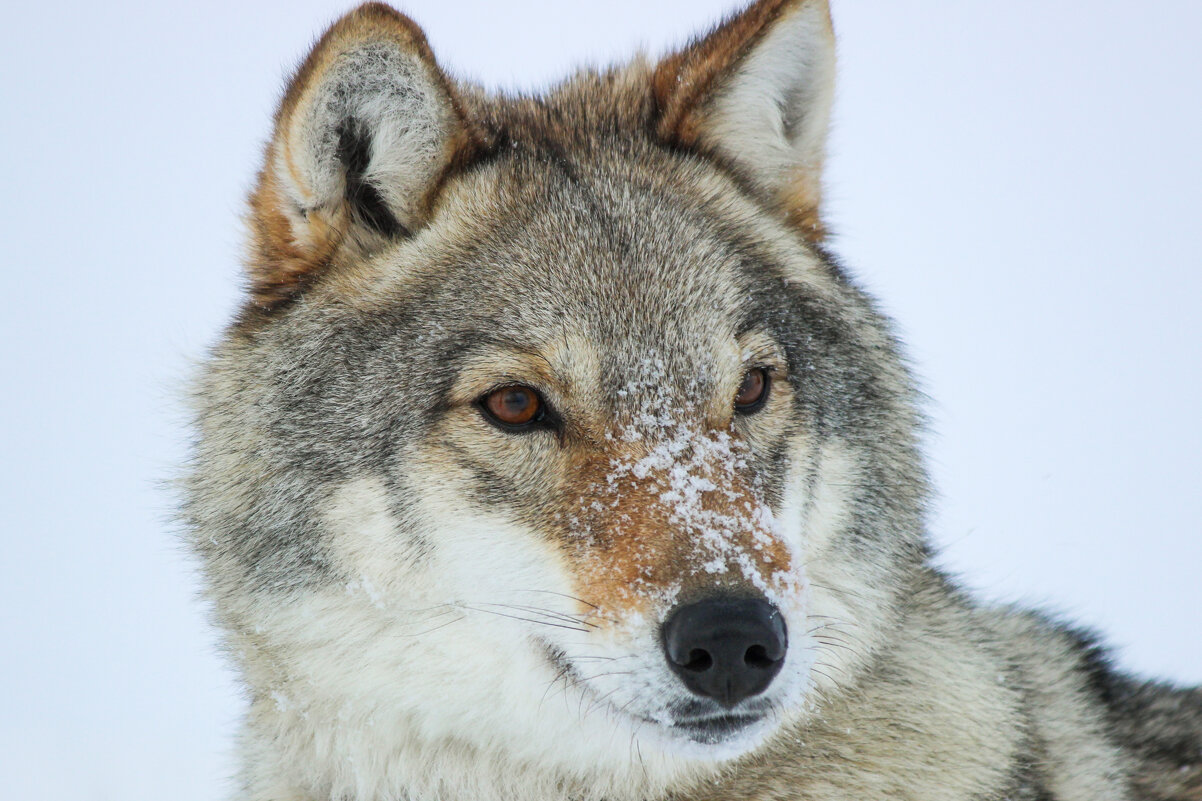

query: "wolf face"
left=188, top=2, right=932, bottom=798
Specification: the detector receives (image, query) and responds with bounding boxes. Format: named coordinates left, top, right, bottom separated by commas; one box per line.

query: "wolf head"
left=188, top=1, right=929, bottom=798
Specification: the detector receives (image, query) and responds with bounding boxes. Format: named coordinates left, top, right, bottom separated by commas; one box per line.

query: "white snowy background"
left=1, top=1, right=1199, bottom=798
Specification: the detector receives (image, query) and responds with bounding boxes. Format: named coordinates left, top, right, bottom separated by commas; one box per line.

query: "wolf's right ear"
left=246, top=3, right=474, bottom=309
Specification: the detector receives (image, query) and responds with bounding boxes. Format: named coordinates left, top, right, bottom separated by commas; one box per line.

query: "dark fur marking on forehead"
left=469, top=121, right=579, bottom=185
left=440, top=332, right=556, bottom=365
left=482, top=123, right=642, bottom=262
left=518, top=126, right=582, bottom=185
left=459, top=76, right=797, bottom=251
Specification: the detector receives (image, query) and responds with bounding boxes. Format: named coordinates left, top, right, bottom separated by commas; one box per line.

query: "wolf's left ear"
left=654, top=0, right=835, bottom=240
left=247, top=3, right=475, bottom=309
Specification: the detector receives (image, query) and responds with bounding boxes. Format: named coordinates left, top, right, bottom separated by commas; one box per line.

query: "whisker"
left=810, top=666, right=840, bottom=685
left=808, top=582, right=875, bottom=603
left=804, top=619, right=869, bottom=648
left=539, top=664, right=572, bottom=709
left=814, top=638, right=854, bottom=653
left=584, top=686, right=622, bottom=719
left=576, top=670, right=635, bottom=684
left=475, top=602, right=599, bottom=629
left=458, top=605, right=591, bottom=633
left=507, top=589, right=602, bottom=611
left=394, top=614, right=466, bottom=638
left=805, top=622, right=856, bottom=646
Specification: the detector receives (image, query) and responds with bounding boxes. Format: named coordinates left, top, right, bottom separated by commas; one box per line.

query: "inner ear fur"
left=247, top=2, right=474, bottom=309
left=654, top=0, right=835, bottom=240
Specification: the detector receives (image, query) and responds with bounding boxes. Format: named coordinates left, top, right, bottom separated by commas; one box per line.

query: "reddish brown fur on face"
left=557, top=440, right=796, bottom=624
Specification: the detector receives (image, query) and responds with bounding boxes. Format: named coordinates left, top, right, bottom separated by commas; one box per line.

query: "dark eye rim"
left=734, top=367, right=772, bottom=415
left=475, top=383, right=558, bottom=433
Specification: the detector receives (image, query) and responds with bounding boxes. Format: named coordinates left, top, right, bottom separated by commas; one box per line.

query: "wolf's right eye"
left=479, top=385, right=544, bottom=430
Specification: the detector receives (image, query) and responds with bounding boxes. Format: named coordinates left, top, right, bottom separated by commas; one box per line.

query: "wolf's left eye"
left=734, top=368, right=770, bottom=414
left=479, top=385, right=545, bottom=430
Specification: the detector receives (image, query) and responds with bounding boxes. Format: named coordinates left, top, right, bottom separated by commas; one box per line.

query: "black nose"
left=661, top=598, right=787, bottom=708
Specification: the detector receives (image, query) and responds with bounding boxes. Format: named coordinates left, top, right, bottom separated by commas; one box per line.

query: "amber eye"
left=481, top=385, right=544, bottom=429
left=734, top=368, right=770, bottom=413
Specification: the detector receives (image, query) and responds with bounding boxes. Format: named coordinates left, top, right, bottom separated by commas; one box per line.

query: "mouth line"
left=673, top=711, right=762, bottom=725
left=536, top=640, right=773, bottom=745
left=655, top=711, right=766, bottom=733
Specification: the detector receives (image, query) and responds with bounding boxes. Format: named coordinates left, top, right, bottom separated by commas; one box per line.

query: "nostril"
left=744, top=643, right=776, bottom=669
left=683, top=648, right=713, bottom=672
left=661, top=597, right=788, bottom=707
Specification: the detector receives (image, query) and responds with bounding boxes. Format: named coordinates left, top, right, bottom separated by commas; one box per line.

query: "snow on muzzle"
left=558, top=425, right=801, bottom=645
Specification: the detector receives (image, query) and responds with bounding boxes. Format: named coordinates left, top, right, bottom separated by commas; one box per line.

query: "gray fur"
left=185, top=3, right=1202, bottom=800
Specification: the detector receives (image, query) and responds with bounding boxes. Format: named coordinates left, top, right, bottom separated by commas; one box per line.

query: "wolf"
left=184, top=1, right=1202, bottom=799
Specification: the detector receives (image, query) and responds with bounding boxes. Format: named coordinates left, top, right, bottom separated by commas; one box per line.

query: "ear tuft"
left=654, top=0, right=835, bottom=240
left=246, top=3, right=473, bottom=309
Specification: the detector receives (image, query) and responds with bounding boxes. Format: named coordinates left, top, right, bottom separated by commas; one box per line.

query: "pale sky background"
left=1, top=1, right=1199, bottom=799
